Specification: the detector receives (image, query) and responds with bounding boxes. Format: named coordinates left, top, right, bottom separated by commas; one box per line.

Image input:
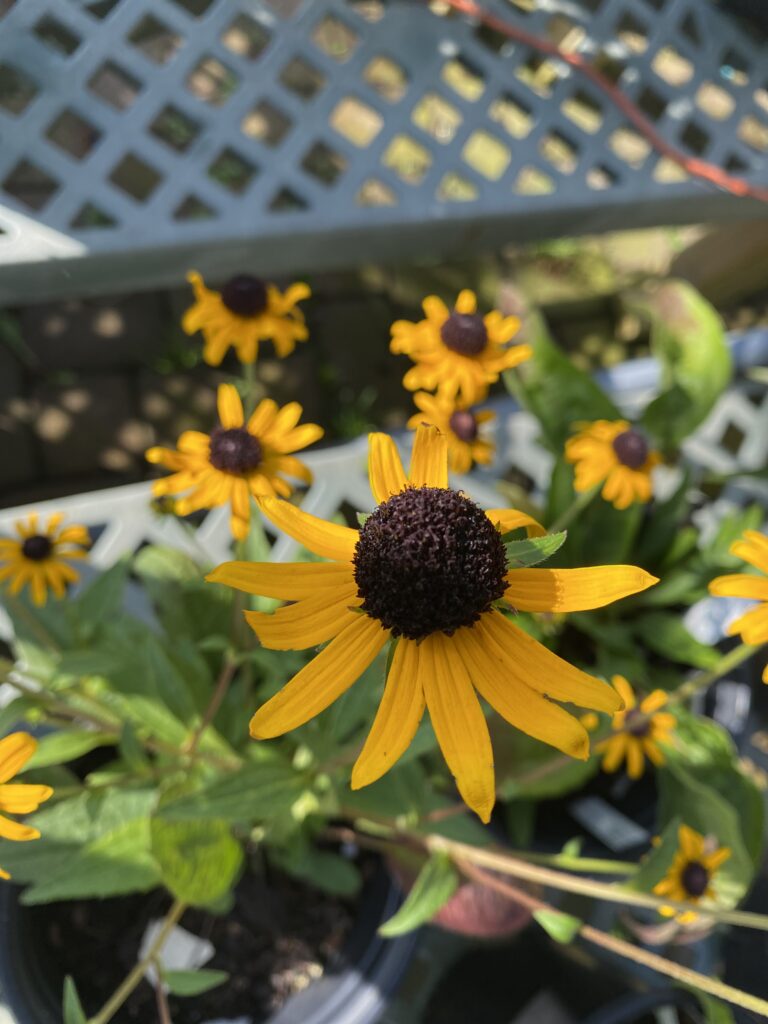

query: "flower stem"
left=87, top=900, right=186, bottom=1024
left=548, top=484, right=601, bottom=534
left=666, top=640, right=759, bottom=708
left=242, top=360, right=258, bottom=417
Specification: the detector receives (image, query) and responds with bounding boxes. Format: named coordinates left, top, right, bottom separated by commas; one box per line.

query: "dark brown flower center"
left=22, top=535, right=52, bottom=561
left=353, top=487, right=507, bottom=640
left=681, top=860, right=709, bottom=898
left=612, top=429, right=649, bottom=470
left=449, top=410, right=479, bottom=443
left=209, top=427, right=262, bottom=474
left=625, top=709, right=650, bottom=737
left=440, top=312, right=488, bottom=356
left=221, top=274, right=268, bottom=317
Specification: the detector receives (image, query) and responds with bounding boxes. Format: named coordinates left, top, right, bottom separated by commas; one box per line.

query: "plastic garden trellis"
left=0, top=0, right=766, bottom=303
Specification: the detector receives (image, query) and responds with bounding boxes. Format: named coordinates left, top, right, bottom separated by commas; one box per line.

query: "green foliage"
left=272, top=839, right=362, bottom=897
left=158, top=761, right=307, bottom=824
left=27, top=729, right=118, bottom=769
left=632, top=613, right=720, bottom=670
left=163, top=969, right=229, bottom=997
left=151, top=819, right=243, bottom=907
left=62, top=976, right=87, bottom=1024
left=503, top=531, right=567, bottom=568
left=378, top=851, right=458, bottom=937
left=533, top=908, right=582, bottom=944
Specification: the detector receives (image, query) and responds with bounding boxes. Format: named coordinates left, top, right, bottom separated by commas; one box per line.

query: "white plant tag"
left=568, top=795, right=649, bottom=853
left=138, top=921, right=215, bottom=990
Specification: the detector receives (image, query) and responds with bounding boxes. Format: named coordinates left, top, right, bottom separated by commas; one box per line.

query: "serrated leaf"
left=533, top=909, right=581, bottom=944
left=26, top=729, right=118, bottom=769
left=151, top=819, right=243, bottom=907
left=63, top=976, right=87, bottom=1024
left=163, top=968, right=229, bottom=997
left=379, top=851, right=458, bottom=937
left=504, top=532, right=567, bottom=568
left=158, top=763, right=306, bottom=823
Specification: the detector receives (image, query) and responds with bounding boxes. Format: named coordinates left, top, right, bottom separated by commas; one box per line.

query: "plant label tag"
left=138, top=921, right=215, bottom=989
left=568, top=796, right=649, bottom=852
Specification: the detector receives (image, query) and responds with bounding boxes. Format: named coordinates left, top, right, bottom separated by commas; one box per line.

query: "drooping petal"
left=257, top=496, right=358, bottom=562
left=217, top=383, right=245, bottom=428
left=625, top=739, right=645, bottom=779
left=245, top=586, right=361, bottom=650
left=0, top=815, right=39, bottom=841
left=485, top=509, right=546, bottom=538
left=352, top=640, right=425, bottom=789
left=731, top=531, right=768, bottom=575
left=458, top=625, right=589, bottom=759
left=206, top=560, right=355, bottom=599
left=476, top=612, right=622, bottom=713
left=709, top=574, right=768, bottom=601
left=601, top=733, right=628, bottom=773
left=726, top=603, right=768, bottom=644
left=0, top=733, right=36, bottom=783
left=504, top=566, right=658, bottom=612
left=249, top=615, right=389, bottom=738
left=0, top=784, right=53, bottom=814
left=408, top=425, right=448, bottom=489
left=611, top=675, right=636, bottom=712
left=421, top=634, right=495, bottom=823
left=368, top=433, right=408, bottom=504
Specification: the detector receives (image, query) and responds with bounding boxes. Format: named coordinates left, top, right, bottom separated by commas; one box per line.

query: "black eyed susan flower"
left=146, top=384, right=323, bottom=542
left=207, top=425, right=658, bottom=822
left=182, top=271, right=311, bottom=366
left=589, top=676, right=675, bottom=779
left=390, top=290, right=531, bottom=406
left=407, top=392, right=495, bottom=474
left=709, top=531, right=768, bottom=681
left=0, top=732, right=53, bottom=879
left=653, top=824, right=730, bottom=924
left=565, top=420, right=661, bottom=510
left=0, top=513, right=90, bottom=607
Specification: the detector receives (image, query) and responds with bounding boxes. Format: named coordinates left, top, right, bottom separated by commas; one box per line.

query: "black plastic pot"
left=0, top=864, right=417, bottom=1024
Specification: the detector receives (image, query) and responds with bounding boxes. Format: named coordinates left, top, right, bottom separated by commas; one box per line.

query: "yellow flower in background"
left=0, top=732, right=53, bottom=879
left=709, top=531, right=768, bottom=681
left=390, top=290, right=530, bottom=406
left=653, top=824, right=731, bottom=924
left=565, top=420, right=661, bottom=510
left=592, top=676, right=675, bottom=779
left=0, top=514, right=90, bottom=607
left=183, top=271, right=311, bottom=366
left=146, top=384, right=323, bottom=541
left=407, top=392, right=495, bottom=474
left=207, top=425, right=657, bottom=822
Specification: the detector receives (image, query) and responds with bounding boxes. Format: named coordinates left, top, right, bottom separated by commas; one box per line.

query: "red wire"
left=437, top=0, right=768, bottom=204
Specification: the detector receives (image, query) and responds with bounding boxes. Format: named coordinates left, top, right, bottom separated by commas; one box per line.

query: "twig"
left=183, top=658, right=237, bottom=756
left=152, top=961, right=174, bottom=1024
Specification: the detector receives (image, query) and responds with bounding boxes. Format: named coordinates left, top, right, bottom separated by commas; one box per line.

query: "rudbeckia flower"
left=207, top=425, right=657, bottom=822
left=390, top=290, right=531, bottom=406
left=0, top=732, right=53, bottom=879
left=653, top=824, right=730, bottom=924
left=709, top=531, right=768, bottom=680
left=565, top=420, right=661, bottom=510
left=146, top=384, right=323, bottom=541
left=407, top=392, right=495, bottom=474
left=589, top=676, right=675, bottom=779
left=183, top=271, right=311, bottom=366
left=0, top=513, right=90, bottom=607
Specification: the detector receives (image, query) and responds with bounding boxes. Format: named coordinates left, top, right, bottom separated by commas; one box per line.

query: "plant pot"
left=0, top=861, right=417, bottom=1024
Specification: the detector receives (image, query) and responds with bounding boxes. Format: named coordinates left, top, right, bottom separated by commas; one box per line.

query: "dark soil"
left=29, top=862, right=362, bottom=1023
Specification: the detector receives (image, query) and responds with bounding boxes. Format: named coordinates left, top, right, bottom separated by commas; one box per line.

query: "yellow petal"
left=679, top=824, right=703, bottom=860
left=0, top=815, right=39, bottom=841
left=727, top=604, right=768, bottom=644
left=454, top=290, right=477, bottom=315
left=0, top=866, right=9, bottom=880
left=368, top=433, right=408, bottom=504
left=421, top=634, right=495, bottom=823
left=705, top=847, right=731, bottom=871
left=352, top=640, right=425, bottom=789
left=504, top=566, right=658, bottom=612
left=217, top=383, right=244, bottom=429
left=709, top=574, right=768, bottom=600
left=642, top=739, right=665, bottom=767
left=486, top=509, right=546, bottom=538
left=206, top=561, right=355, bottom=600
left=247, top=399, right=279, bottom=436
left=458, top=624, right=589, bottom=759
left=611, top=675, right=636, bottom=711
left=640, top=690, right=668, bottom=715
left=245, top=587, right=361, bottom=650
left=249, top=615, right=388, bottom=738
left=477, top=611, right=622, bottom=713
left=601, top=733, right=628, bottom=773
left=257, top=496, right=358, bottom=562
left=408, top=424, right=448, bottom=488
left=625, top=739, right=645, bottom=779
left=0, top=784, right=53, bottom=814
left=731, top=531, right=768, bottom=575
left=0, top=733, right=36, bottom=784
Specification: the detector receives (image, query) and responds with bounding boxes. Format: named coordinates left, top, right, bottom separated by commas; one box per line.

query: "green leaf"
left=26, top=729, right=118, bottom=770
left=504, top=309, right=620, bottom=451
left=378, top=851, right=458, bottom=937
left=74, top=560, right=130, bottom=629
left=159, top=762, right=305, bottom=823
left=532, top=908, right=581, bottom=944
left=503, top=532, right=567, bottom=568
left=63, top=976, right=87, bottom=1024
left=151, top=819, right=243, bottom=907
left=632, top=282, right=731, bottom=449
left=691, top=990, right=736, bottom=1024
left=356, top=511, right=371, bottom=527
left=273, top=843, right=362, bottom=897
left=629, top=817, right=681, bottom=893
left=134, top=545, right=231, bottom=642
left=633, top=613, right=719, bottom=670
left=163, top=968, right=229, bottom=997
left=494, top=725, right=599, bottom=800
